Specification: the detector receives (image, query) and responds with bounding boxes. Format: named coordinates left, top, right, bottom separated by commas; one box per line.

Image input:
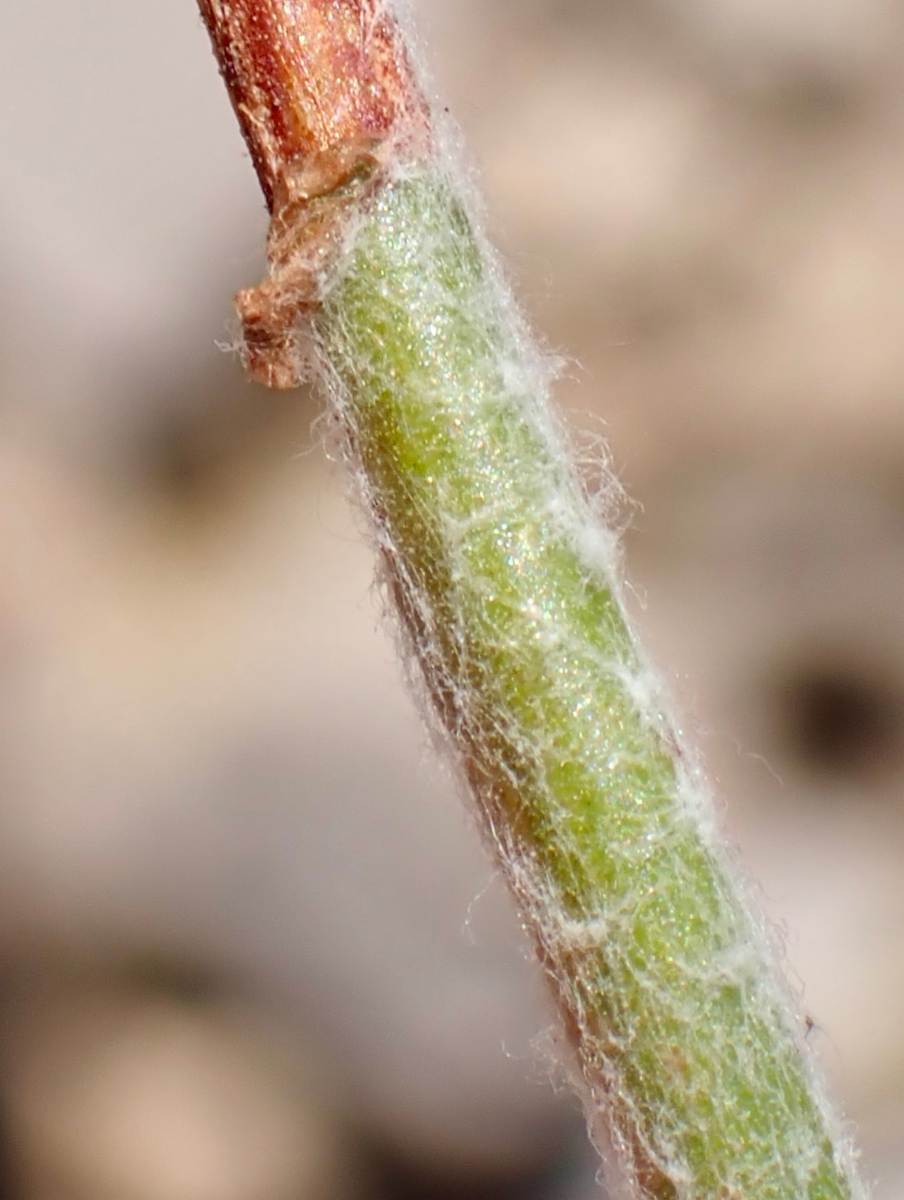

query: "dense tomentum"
left=315, top=169, right=864, bottom=1200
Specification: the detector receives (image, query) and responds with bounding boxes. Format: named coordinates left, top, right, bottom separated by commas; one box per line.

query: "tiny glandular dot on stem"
left=195, top=2, right=868, bottom=1197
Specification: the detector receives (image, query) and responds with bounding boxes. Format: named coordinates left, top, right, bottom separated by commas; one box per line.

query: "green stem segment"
left=194, top=1, right=864, bottom=1188
left=316, top=166, right=861, bottom=1200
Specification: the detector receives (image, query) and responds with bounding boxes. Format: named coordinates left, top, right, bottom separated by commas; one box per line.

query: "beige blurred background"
left=1, top=0, right=904, bottom=1197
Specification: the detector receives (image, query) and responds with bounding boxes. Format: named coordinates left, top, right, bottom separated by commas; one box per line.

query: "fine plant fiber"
left=313, top=164, right=865, bottom=1200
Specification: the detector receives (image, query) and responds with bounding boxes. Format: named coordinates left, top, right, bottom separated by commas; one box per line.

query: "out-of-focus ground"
left=1, top=0, right=904, bottom=1196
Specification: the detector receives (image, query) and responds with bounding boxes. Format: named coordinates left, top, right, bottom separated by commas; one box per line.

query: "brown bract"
left=198, top=0, right=431, bottom=387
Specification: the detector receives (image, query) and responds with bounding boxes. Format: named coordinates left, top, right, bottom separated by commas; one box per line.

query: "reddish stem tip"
left=197, top=0, right=429, bottom=211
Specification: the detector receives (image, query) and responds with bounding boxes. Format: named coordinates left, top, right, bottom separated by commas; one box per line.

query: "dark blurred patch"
left=735, top=69, right=866, bottom=132
left=139, top=371, right=314, bottom=512
left=119, top=951, right=231, bottom=1007
left=775, top=661, right=904, bottom=780
left=0, top=1108, right=21, bottom=1200
left=363, top=1125, right=601, bottom=1200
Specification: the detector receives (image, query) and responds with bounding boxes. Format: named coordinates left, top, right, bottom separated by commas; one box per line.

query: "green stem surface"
left=317, top=166, right=860, bottom=1200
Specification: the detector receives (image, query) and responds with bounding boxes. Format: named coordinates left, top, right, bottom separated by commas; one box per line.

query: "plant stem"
left=196, top=3, right=865, bottom=1197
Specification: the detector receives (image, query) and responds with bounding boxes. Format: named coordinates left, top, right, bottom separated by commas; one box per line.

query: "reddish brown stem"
left=197, top=0, right=430, bottom=386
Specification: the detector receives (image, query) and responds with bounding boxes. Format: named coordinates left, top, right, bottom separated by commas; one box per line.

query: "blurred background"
left=1, top=0, right=904, bottom=1196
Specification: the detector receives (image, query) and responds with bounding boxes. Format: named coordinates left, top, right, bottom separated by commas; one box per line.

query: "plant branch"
left=196, top=3, right=866, bottom=1197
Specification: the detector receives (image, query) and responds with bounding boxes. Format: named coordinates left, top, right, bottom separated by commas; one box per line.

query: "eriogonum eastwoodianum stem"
left=196, top=2, right=866, bottom=1196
